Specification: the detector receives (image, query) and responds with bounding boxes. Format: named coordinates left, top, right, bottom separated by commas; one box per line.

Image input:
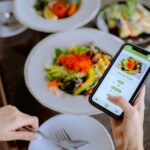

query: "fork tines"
left=55, top=129, right=71, bottom=141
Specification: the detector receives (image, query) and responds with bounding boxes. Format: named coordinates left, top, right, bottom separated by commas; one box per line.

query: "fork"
left=55, top=129, right=89, bottom=150
left=23, top=127, right=88, bottom=149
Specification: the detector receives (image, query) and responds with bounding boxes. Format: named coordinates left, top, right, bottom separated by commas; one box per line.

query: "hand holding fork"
left=24, top=127, right=89, bottom=150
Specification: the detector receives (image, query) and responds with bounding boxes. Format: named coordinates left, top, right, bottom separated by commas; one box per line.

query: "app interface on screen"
left=92, top=45, right=150, bottom=115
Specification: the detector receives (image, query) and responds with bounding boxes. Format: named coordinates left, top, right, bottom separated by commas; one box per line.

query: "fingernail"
left=108, top=97, right=114, bottom=102
left=32, top=135, right=37, bottom=141
left=108, top=99, right=112, bottom=102
left=32, top=134, right=40, bottom=141
left=108, top=96, right=113, bottom=99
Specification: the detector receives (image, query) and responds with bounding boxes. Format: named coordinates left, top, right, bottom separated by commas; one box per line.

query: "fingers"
left=5, top=106, right=39, bottom=131
left=0, top=105, right=39, bottom=141
left=108, top=96, right=134, bottom=118
left=10, top=112, right=39, bottom=141
left=0, top=105, right=17, bottom=114
left=134, top=86, right=145, bottom=123
left=110, top=116, right=121, bottom=127
left=9, top=131, right=37, bottom=141
left=13, top=114, right=39, bottom=131
left=21, top=114, right=39, bottom=130
left=134, top=86, right=145, bottom=110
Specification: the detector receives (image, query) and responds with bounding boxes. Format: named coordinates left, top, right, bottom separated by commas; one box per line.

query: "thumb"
left=108, top=96, right=134, bottom=118
left=9, top=131, right=37, bottom=141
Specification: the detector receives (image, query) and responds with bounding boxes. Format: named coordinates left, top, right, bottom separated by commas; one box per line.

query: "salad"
left=44, top=44, right=112, bottom=96
left=101, top=0, right=150, bottom=39
left=34, top=0, right=80, bottom=20
left=118, top=57, right=142, bottom=75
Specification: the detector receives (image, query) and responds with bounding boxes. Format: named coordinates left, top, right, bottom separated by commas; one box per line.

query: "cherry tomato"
left=53, top=2, right=68, bottom=18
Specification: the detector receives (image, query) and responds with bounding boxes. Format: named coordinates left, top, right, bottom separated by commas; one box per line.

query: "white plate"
left=0, top=0, right=27, bottom=38
left=24, top=28, right=124, bottom=115
left=96, top=2, right=150, bottom=45
left=14, top=0, right=101, bottom=33
left=29, top=114, right=115, bottom=150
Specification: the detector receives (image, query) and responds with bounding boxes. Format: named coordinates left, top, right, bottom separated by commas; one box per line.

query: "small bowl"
left=14, top=0, right=101, bottom=33
left=0, top=0, right=27, bottom=38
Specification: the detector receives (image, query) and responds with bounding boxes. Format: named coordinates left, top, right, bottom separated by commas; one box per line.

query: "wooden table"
left=0, top=0, right=150, bottom=149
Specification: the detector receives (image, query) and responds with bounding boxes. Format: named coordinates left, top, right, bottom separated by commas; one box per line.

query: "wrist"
left=136, top=145, right=144, bottom=150
left=136, top=139, right=144, bottom=150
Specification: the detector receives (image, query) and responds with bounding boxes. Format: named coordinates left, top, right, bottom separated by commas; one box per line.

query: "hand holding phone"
left=109, top=87, right=145, bottom=149
left=89, top=43, right=150, bottom=119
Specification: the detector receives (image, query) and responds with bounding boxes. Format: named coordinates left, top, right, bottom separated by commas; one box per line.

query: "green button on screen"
left=104, top=103, right=109, bottom=108
left=111, top=86, right=121, bottom=93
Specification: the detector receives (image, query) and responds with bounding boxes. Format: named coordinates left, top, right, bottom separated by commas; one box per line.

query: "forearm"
left=135, top=138, right=144, bottom=150
left=115, top=144, right=144, bottom=150
left=135, top=128, right=144, bottom=150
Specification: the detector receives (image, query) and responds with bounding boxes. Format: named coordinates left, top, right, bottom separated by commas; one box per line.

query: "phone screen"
left=92, top=44, right=150, bottom=116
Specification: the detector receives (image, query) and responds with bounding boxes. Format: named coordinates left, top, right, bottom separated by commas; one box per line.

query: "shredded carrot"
left=54, top=86, right=59, bottom=96
left=47, top=80, right=60, bottom=95
left=59, top=53, right=92, bottom=72
left=85, top=88, right=94, bottom=96
left=68, top=4, right=78, bottom=16
left=99, top=66, right=105, bottom=73
left=103, top=56, right=110, bottom=66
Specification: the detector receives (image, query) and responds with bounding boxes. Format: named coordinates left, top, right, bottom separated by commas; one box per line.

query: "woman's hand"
left=109, top=86, right=145, bottom=150
left=0, top=105, right=39, bottom=141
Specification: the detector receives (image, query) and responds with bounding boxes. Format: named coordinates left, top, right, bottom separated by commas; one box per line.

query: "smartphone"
left=89, top=43, right=150, bottom=119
